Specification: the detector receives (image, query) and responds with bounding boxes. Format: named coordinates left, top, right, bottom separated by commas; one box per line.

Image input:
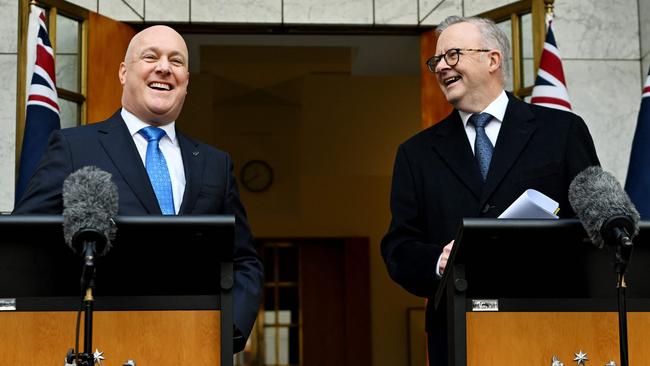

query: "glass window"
left=59, top=98, right=79, bottom=129
left=238, top=242, right=300, bottom=366
left=53, top=11, right=84, bottom=128
left=55, top=14, right=80, bottom=93
left=480, top=0, right=548, bottom=98
left=521, top=13, right=535, bottom=87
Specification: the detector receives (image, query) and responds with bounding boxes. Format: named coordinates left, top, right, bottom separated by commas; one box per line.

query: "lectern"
left=0, top=215, right=234, bottom=366
left=436, top=219, right=650, bottom=365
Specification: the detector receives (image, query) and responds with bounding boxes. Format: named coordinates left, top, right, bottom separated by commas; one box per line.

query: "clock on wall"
left=240, top=160, right=274, bottom=193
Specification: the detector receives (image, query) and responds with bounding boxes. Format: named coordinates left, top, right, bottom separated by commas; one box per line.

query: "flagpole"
left=544, top=0, right=554, bottom=26
left=544, top=0, right=554, bottom=15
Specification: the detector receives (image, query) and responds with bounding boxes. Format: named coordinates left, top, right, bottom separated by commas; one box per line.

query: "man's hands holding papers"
left=437, top=190, right=557, bottom=276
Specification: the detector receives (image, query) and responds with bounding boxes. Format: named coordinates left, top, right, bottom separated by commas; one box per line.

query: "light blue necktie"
left=469, top=112, right=494, bottom=182
left=139, top=126, right=175, bottom=215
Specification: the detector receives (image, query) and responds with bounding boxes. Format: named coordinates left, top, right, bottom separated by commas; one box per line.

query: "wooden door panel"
left=420, top=29, right=453, bottom=128
left=299, top=238, right=370, bottom=366
left=87, top=12, right=136, bottom=123
left=301, top=240, right=346, bottom=366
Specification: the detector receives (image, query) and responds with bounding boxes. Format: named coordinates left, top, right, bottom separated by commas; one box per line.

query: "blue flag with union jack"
left=15, top=6, right=60, bottom=204
left=530, top=20, right=572, bottom=112
left=625, top=67, right=650, bottom=219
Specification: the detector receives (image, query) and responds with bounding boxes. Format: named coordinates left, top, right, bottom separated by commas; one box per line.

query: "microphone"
left=568, top=166, right=640, bottom=249
left=62, top=166, right=119, bottom=262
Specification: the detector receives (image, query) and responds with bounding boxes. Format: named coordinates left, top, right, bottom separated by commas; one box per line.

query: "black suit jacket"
left=381, top=95, right=599, bottom=365
left=14, top=110, right=263, bottom=352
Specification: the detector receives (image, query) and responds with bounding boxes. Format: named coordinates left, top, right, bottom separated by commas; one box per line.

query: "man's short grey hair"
left=436, top=16, right=511, bottom=82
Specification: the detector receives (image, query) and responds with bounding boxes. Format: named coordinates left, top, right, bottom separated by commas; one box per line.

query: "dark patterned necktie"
left=139, top=126, right=175, bottom=215
left=469, top=112, right=494, bottom=182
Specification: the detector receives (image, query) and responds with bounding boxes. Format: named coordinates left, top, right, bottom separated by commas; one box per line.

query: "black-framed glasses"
left=425, top=48, right=491, bottom=72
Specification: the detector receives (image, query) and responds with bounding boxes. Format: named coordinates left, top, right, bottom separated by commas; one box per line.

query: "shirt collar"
left=120, top=108, right=177, bottom=143
left=459, top=90, right=508, bottom=128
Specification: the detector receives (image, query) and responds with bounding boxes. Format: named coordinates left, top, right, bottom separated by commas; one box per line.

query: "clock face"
left=240, top=160, right=274, bottom=192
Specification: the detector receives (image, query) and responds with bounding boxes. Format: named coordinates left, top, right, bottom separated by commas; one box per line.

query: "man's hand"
left=438, top=240, right=455, bottom=275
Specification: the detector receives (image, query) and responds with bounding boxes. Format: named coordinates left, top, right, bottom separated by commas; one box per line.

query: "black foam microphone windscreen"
left=568, top=166, right=640, bottom=248
left=62, top=166, right=118, bottom=255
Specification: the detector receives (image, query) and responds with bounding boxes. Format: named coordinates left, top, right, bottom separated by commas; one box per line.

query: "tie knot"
left=469, top=112, right=492, bottom=129
left=139, top=126, right=167, bottom=142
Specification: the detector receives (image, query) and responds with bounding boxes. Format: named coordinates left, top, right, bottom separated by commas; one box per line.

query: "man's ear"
left=488, top=50, right=502, bottom=73
left=118, top=62, right=127, bottom=85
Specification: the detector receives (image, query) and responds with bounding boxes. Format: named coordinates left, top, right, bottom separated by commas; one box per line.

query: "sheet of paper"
left=498, top=189, right=559, bottom=219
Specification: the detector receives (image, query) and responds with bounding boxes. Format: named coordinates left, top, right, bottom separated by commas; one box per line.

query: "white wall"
left=0, top=0, right=17, bottom=211
left=553, top=0, right=641, bottom=183
left=641, top=0, right=650, bottom=91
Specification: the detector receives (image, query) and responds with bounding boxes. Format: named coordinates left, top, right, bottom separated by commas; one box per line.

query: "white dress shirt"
left=435, top=90, right=509, bottom=277
left=458, top=90, right=509, bottom=152
left=121, top=108, right=186, bottom=214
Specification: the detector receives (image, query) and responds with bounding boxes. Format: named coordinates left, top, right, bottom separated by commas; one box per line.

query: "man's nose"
left=435, top=57, right=450, bottom=73
left=155, top=58, right=172, bottom=74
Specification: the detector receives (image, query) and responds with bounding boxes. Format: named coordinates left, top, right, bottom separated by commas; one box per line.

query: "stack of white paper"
left=498, top=189, right=559, bottom=219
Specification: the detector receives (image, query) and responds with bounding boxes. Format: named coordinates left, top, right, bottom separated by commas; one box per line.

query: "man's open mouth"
left=149, top=82, right=172, bottom=91
left=444, top=76, right=461, bottom=86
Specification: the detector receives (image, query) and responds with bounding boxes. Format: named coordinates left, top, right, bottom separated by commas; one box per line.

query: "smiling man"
left=120, top=26, right=189, bottom=125
left=381, top=16, right=600, bottom=365
left=14, top=25, right=263, bottom=354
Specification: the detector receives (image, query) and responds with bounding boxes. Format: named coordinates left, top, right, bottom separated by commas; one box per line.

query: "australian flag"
left=530, top=19, right=572, bottom=112
left=625, top=67, right=650, bottom=219
left=16, top=6, right=60, bottom=204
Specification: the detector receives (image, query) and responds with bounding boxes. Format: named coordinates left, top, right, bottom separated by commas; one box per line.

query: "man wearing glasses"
left=381, top=16, right=599, bottom=365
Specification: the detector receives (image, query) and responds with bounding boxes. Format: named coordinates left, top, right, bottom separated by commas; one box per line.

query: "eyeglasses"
left=425, top=48, right=491, bottom=72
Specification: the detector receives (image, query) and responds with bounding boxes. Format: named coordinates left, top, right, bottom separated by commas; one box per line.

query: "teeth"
left=444, top=76, right=460, bottom=86
left=149, top=82, right=171, bottom=90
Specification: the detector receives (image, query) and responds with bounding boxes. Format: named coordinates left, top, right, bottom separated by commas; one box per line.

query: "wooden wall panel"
left=466, top=312, right=650, bottom=365
left=87, top=12, right=136, bottom=123
left=420, top=29, right=453, bottom=129
left=0, top=310, right=220, bottom=365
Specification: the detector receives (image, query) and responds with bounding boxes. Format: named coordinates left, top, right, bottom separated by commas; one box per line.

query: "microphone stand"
left=616, top=273, right=629, bottom=366
left=615, top=243, right=633, bottom=366
left=602, top=217, right=635, bottom=366
left=82, top=277, right=96, bottom=365
left=67, top=241, right=98, bottom=366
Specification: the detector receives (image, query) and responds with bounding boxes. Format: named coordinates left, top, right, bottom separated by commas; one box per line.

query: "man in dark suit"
left=14, top=25, right=263, bottom=353
left=381, top=16, right=599, bottom=365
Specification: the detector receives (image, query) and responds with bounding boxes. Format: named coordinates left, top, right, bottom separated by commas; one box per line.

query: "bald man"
left=14, top=25, right=263, bottom=353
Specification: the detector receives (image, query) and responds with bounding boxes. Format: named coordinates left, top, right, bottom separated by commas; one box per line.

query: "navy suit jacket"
left=381, top=94, right=600, bottom=365
left=14, top=110, right=263, bottom=352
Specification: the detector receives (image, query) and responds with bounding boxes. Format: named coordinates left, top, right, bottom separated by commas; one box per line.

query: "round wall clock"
left=240, top=160, right=274, bottom=192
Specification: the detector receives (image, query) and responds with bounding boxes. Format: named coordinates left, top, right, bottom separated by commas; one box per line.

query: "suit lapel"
left=97, top=112, right=161, bottom=214
left=431, top=111, right=483, bottom=200
left=177, top=132, right=204, bottom=214
left=480, top=96, right=537, bottom=203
